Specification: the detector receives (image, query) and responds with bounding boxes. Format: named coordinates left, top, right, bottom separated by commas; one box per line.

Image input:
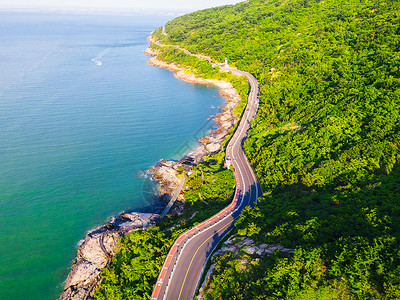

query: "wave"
left=91, top=58, right=102, bottom=66
left=91, top=47, right=111, bottom=66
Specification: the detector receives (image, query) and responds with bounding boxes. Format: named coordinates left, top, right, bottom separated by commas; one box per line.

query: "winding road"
left=151, top=29, right=262, bottom=300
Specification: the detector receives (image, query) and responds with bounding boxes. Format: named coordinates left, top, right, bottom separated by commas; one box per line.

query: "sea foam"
left=91, top=48, right=111, bottom=66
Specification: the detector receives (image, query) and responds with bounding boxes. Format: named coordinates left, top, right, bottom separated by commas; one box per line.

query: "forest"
left=94, top=153, right=238, bottom=299
left=96, top=0, right=399, bottom=298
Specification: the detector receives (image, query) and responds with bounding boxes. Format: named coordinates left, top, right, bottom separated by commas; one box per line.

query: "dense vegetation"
left=95, top=0, right=399, bottom=298
left=154, top=0, right=400, bottom=298
left=149, top=43, right=249, bottom=118
left=94, top=153, right=236, bottom=299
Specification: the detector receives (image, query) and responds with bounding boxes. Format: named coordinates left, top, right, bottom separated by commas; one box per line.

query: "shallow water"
left=0, top=12, right=224, bottom=299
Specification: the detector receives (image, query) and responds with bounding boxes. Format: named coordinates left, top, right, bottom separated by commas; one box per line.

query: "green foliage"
left=157, top=0, right=400, bottom=298
left=94, top=228, right=171, bottom=300
left=160, top=152, right=235, bottom=231
left=94, top=153, right=235, bottom=299
left=184, top=152, right=234, bottom=205
left=98, top=0, right=400, bottom=297
left=151, top=27, right=164, bottom=42
left=155, top=46, right=249, bottom=116
left=218, top=167, right=400, bottom=299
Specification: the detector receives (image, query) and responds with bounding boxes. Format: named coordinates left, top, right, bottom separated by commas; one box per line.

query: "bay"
left=0, top=12, right=224, bottom=299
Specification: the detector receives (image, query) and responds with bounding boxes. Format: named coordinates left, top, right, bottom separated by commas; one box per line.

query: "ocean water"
left=0, top=12, right=224, bottom=300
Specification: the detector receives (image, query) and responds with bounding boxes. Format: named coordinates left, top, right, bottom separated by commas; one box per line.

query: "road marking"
left=177, top=219, right=235, bottom=300
left=150, top=38, right=261, bottom=300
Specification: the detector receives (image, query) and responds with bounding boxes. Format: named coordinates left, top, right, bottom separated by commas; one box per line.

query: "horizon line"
left=0, top=6, right=190, bottom=17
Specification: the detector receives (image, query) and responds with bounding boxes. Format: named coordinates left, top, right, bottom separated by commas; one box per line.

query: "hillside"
left=91, top=0, right=400, bottom=299
left=154, top=0, right=400, bottom=298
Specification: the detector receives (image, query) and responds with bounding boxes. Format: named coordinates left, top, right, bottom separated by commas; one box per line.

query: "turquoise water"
left=0, top=12, right=224, bottom=300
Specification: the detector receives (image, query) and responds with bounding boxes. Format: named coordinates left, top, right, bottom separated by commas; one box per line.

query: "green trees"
left=94, top=228, right=171, bottom=300
left=154, top=0, right=400, bottom=298
left=98, top=0, right=399, bottom=297
left=94, top=154, right=236, bottom=299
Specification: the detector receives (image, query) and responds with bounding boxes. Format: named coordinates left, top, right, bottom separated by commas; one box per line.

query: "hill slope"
left=155, top=0, right=400, bottom=298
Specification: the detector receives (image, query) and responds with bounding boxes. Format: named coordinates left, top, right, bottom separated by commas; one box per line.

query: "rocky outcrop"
left=58, top=212, right=158, bottom=300
left=197, top=236, right=294, bottom=300
left=147, top=159, right=185, bottom=217
left=142, top=47, right=159, bottom=56
left=220, top=236, right=295, bottom=257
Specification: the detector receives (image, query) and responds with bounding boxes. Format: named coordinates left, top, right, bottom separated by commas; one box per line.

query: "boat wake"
left=91, top=48, right=111, bottom=66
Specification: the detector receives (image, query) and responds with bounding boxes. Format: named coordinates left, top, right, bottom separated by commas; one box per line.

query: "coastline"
left=58, top=35, right=243, bottom=300
left=143, top=40, right=242, bottom=217
left=144, top=51, right=241, bottom=160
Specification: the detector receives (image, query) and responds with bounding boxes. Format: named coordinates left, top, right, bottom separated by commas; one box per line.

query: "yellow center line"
left=177, top=154, right=254, bottom=300
left=177, top=219, right=234, bottom=300
left=177, top=84, right=257, bottom=299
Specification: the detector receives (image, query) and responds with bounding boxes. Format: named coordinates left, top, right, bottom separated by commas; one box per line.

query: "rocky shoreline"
left=58, top=36, right=243, bottom=300
left=58, top=212, right=158, bottom=300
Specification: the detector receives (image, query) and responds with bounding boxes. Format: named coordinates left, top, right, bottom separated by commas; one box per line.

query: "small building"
left=224, top=58, right=229, bottom=66
left=225, top=157, right=231, bottom=169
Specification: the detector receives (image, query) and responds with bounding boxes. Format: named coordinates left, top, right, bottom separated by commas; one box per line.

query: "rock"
left=60, top=286, right=88, bottom=300
left=256, top=249, right=264, bottom=256
left=159, top=159, right=175, bottom=168
left=219, top=120, right=233, bottom=130
left=239, top=237, right=255, bottom=247
left=268, top=244, right=284, bottom=252
left=239, top=258, right=250, bottom=271
left=205, top=143, right=221, bottom=153
left=244, top=246, right=257, bottom=255
left=142, top=47, right=159, bottom=56
left=220, top=246, right=237, bottom=253
left=282, top=248, right=295, bottom=253
left=198, top=136, right=211, bottom=145
left=58, top=212, right=158, bottom=300
left=224, top=236, right=236, bottom=245
left=149, top=161, right=180, bottom=201
left=67, top=261, right=101, bottom=287
left=218, top=112, right=232, bottom=122
left=154, top=166, right=179, bottom=183
left=213, top=131, right=229, bottom=142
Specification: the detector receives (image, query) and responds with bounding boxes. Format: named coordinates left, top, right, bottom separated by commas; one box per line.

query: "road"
left=151, top=30, right=262, bottom=300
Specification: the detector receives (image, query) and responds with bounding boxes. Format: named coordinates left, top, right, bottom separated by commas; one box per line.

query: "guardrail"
left=151, top=175, right=242, bottom=300
left=150, top=28, right=260, bottom=300
left=151, top=134, right=247, bottom=300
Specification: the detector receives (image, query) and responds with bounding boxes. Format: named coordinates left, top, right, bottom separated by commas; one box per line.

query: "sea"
left=0, top=12, right=224, bottom=300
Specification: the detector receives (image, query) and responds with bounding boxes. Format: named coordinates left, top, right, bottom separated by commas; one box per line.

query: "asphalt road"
left=151, top=63, right=262, bottom=300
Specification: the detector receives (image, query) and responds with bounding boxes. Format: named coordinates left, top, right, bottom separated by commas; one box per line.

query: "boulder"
left=205, top=143, right=221, bottom=153
left=244, top=246, right=257, bottom=255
